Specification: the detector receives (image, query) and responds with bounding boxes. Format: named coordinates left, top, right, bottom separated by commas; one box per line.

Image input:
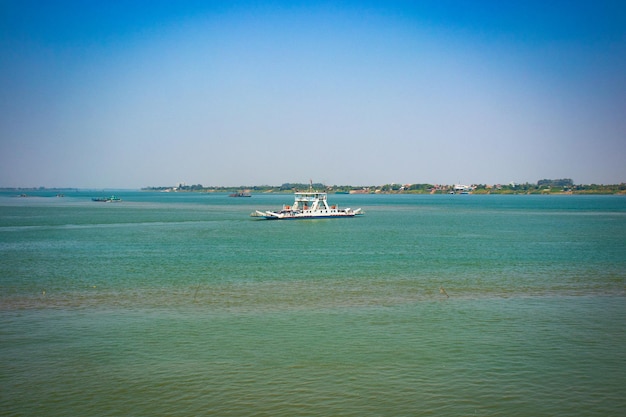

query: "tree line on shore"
left=143, top=179, right=626, bottom=195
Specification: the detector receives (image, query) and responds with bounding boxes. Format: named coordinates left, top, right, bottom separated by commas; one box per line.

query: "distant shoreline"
left=3, top=183, right=625, bottom=195
left=142, top=181, right=626, bottom=195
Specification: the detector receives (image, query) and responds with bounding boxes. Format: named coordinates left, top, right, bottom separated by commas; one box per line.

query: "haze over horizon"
left=1, top=1, right=625, bottom=188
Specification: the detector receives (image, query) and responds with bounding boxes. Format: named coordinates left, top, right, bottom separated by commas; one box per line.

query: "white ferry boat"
left=251, top=189, right=363, bottom=220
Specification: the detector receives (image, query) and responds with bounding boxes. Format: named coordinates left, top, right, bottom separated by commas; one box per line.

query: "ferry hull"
left=253, top=211, right=361, bottom=220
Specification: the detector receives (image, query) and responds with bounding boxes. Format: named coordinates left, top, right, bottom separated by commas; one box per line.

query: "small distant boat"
left=251, top=184, right=363, bottom=220
left=92, top=196, right=121, bottom=202
left=229, top=192, right=251, bottom=197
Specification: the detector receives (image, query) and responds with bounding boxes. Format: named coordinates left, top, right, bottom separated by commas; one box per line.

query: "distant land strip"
left=141, top=179, right=626, bottom=195
left=3, top=180, right=625, bottom=195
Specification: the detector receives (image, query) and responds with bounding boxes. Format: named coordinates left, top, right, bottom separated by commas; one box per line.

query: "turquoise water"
left=1, top=191, right=625, bottom=416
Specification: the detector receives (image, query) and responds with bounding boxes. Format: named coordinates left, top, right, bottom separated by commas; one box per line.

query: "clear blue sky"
left=1, top=0, right=625, bottom=188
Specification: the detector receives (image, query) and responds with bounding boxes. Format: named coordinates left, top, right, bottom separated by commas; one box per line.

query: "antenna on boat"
left=309, top=179, right=314, bottom=192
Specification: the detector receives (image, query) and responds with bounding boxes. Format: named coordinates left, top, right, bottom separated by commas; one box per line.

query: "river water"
left=1, top=191, right=624, bottom=416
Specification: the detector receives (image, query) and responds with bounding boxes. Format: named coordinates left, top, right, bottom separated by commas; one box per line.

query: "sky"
left=1, top=0, right=625, bottom=188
